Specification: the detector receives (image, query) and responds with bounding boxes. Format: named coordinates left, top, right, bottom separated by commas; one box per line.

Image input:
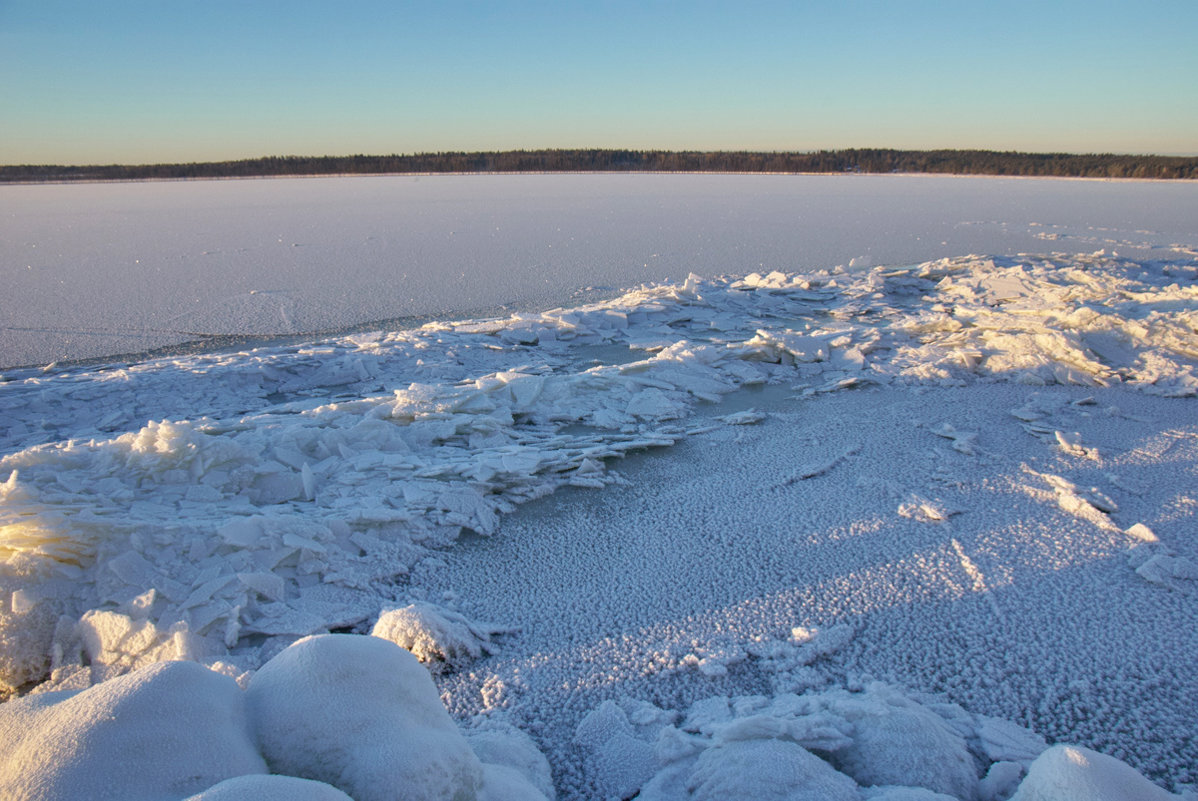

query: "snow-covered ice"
left=3, top=173, right=1197, bottom=369
left=1, top=174, right=1197, bottom=800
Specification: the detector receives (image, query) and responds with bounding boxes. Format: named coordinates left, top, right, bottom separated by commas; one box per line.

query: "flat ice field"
left=1, top=175, right=1197, bottom=801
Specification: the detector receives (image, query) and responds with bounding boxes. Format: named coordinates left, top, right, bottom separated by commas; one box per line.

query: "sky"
left=1, top=0, right=1196, bottom=165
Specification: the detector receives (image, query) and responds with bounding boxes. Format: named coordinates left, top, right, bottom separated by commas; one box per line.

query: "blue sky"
left=2, top=1, right=1196, bottom=164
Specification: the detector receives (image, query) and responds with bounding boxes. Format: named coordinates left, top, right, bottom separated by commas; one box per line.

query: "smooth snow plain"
left=3, top=173, right=1197, bottom=370
left=1, top=174, right=1197, bottom=801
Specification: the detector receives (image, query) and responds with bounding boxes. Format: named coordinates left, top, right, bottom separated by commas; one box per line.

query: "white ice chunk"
left=720, top=410, right=768, bottom=426
left=301, top=461, right=316, bottom=501
left=829, top=688, right=978, bottom=801
left=654, top=725, right=707, bottom=765
left=1125, top=523, right=1160, bottom=544
left=1134, top=552, right=1198, bottom=594
left=185, top=775, right=354, bottom=801
left=687, top=739, right=860, bottom=801
left=973, top=714, right=1048, bottom=765
left=217, top=517, right=265, bottom=548
left=371, top=602, right=509, bottom=670
left=979, top=762, right=1026, bottom=801
left=574, top=700, right=657, bottom=799
left=238, top=571, right=286, bottom=602
left=105, top=550, right=159, bottom=588
left=0, top=587, right=61, bottom=695
left=575, top=698, right=636, bottom=748
left=931, top=422, right=979, bottom=455
left=777, top=444, right=860, bottom=485
left=790, top=624, right=856, bottom=665
left=745, top=330, right=829, bottom=364
left=681, top=695, right=733, bottom=734
left=898, top=494, right=960, bottom=523
left=1054, top=431, right=1099, bottom=460
left=75, top=609, right=200, bottom=676
left=626, top=387, right=687, bottom=420
left=1033, top=471, right=1118, bottom=530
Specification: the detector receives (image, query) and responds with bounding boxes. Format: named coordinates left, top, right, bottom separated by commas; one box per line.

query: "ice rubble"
left=0, top=633, right=552, bottom=801
left=3, top=252, right=1196, bottom=697
left=0, top=253, right=1196, bottom=798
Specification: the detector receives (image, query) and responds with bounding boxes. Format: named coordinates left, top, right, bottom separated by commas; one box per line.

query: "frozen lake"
left=3, top=173, right=1196, bottom=369
left=1, top=174, right=1197, bottom=801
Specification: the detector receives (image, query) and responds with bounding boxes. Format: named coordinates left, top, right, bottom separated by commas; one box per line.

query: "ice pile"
left=574, top=683, right=1187, bottom=801
left=1, top=252, right=1196, bottom=698
left=0, top=633, right=553, bottom=801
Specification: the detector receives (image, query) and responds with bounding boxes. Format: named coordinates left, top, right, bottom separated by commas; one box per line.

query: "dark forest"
left=3, top=148, right=1196, bottom=182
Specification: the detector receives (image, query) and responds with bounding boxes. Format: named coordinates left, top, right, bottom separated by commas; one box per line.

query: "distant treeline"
left=3, top=148, right=1197, bottom=182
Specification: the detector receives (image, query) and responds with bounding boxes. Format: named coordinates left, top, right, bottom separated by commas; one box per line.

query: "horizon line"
left=6, top=146, right=1198, bottom=170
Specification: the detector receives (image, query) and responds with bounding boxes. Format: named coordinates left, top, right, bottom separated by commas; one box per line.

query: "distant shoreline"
left=2, top=171, right=1195, bottom=189
left=3, top=148, right=1196, bottom=183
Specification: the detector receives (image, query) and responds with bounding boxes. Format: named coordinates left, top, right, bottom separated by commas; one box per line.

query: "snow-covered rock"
left=1010, top=744, right=1180, bottom=801
left=466, top=721, right=556, bottom=800
left=184, top=774, right=354, bottom=801
left=0, top=660, right=266, bottom=801
left=245, top=633, right=484, bottom=801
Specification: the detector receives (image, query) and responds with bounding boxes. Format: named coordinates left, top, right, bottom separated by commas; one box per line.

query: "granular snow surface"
left=432, top=381, right=1198, bottom=797
left=1, top=175, right=1197, bottom=801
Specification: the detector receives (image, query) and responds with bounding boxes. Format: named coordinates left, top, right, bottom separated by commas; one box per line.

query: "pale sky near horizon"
left=2, top=0, right=1195, bottom=165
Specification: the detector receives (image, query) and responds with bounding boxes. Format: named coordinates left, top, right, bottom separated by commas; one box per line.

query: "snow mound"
left=184, top=774, right=354, bottom=800
left=465, top=720, right=556, bottom=800
left=0, top=660, right=266, bottom=801
left=477, top=762, right=553, bottom=801
left=245, top=633, right=484, bottom=801
left=861, top=788, right=958, bottom=801
left=1011, top=744, right=1181, bottom=801
left=0, top=633, right=554, bottom=801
